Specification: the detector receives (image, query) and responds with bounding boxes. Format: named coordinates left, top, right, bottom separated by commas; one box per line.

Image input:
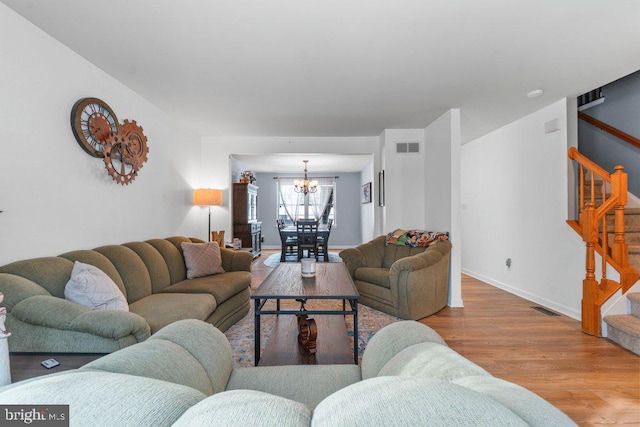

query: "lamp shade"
left=194, top=188, right=223, bottom=206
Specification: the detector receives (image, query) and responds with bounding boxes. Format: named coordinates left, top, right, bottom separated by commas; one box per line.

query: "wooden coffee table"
left=251, top=262, right=359, bottom=365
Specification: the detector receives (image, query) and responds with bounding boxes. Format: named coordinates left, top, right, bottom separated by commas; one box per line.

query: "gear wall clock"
left=71, top=97, right=149, bottom=185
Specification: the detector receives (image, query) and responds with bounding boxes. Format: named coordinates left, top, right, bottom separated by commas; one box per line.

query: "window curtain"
left=277, top=179, right=303, bottom=223
left=278, top=177, right=335, bottom=224
left=309, top=177, right=335, bottom=222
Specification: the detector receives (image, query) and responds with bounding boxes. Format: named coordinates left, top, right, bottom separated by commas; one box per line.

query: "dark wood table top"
left=252, top=262, right=358, bottom=300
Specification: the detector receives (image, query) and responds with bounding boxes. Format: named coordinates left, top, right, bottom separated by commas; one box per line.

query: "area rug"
left=224, top=299, right=400, bottom=367
left=261, top=252, right=342, bottom=268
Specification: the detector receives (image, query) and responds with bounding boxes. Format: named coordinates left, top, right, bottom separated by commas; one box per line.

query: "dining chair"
left=316, top=219, right=332, bottom=262
left=296, top=220, right=319, bottom=261
left=277, top=219, right=297, bottom=261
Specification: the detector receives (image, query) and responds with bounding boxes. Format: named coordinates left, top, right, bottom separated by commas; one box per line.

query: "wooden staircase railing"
left=567, top=147, right=638, bottom=336
left=578, top=112, right=640, bottom=150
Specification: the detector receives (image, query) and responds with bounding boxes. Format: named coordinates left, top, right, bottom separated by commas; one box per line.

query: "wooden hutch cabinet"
left=232, top=183, right=261, bottom=258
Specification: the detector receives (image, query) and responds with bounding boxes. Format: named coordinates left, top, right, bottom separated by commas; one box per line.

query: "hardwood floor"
left=9, top=249, right=640, bottom=425
left=419, top=274, right=640, bottom=426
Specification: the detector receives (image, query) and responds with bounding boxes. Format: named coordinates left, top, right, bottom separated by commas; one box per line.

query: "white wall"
left=381, top=129, right=426, bottom=231
left=0, top=5, right=202, bottom=265
left=201, top=136, right=380, bottom=240
left=461, top=99, right=585, bottom=319
left=424, top=110, right=463, bottom=307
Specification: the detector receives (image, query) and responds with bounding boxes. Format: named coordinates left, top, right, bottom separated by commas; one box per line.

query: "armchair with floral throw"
left=339, top=230, right=451, bottom=320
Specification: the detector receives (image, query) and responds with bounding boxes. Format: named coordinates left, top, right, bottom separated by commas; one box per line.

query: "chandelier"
left=294, top=160, right=318, bottom=195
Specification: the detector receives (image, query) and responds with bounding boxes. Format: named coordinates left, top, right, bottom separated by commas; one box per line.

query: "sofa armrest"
left=361, top=321, right=447, bottom=379
left=221, top=248, right=252, bottom=272
left=11, top=295, right=150, bottom=342
left=338, top=248, right=367, bottom=278
left=388, top=242, right=452, bottom=319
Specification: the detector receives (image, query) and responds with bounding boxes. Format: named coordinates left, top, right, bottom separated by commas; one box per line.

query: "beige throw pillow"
left=181, top=241, right=225, bottom=279
left=64, top=261, right=129, bottom=311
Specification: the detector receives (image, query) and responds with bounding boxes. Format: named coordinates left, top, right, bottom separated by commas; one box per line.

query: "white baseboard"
left=462, top=268, right=581, bottom=320
left=448, top=296, right=464, bottom=307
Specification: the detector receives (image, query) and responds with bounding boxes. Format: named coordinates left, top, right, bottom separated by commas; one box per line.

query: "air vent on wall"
left=396, top=142, right=420, bottom=154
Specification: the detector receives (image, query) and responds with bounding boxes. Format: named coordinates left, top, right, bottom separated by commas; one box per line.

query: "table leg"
left=254, top=299, right=261, bottom=366
left=353, top=300, right=359, bottom=364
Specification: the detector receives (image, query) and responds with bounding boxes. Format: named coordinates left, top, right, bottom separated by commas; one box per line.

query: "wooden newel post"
left=580, top=203, right=601, bottom=336
left=611, top=165, right=628, bottom=267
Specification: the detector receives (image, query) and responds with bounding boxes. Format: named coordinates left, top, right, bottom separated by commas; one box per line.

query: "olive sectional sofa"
left=0, top=319, right=575, bottom=426
left=0, top=236, right=252, bottom=353
left=340, top=234, right=452, bottom=320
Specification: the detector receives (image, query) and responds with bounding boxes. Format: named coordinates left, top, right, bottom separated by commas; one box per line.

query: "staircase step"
left=603, top=231, right=640, bottom=245
left=629, top=293, right=640, bottom=317
left=605, top=210, right=640, bottom=231
left=605, top=214, right=640, bottom=229
left=604, top=314, right=640, bottom=355
left=624, top=232, right=640, bottom=244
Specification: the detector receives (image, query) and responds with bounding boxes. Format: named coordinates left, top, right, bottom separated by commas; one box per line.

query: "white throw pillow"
left=64, top=261, right=129, bottom=311
left=181, top=241, right=225, bottom=279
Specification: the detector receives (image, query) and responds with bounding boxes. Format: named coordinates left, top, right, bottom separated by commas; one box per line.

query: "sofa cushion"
left=0, top=273, right=51, bottom=311
left=0, top=370, right=205, bottom=427
left=64, top=261, right=129, bottom=311
left=174, top=390, right=312, bottom=427
left=181, top=241, right=225, bottom=279
left=382, top=244, right=429, bottom=269
left=60, top=250, right=127, bottom=297
left=0, top=257, right=74, bottom=298
left=123, top=241, right=172, bottom=293
left=146, top=239, right=187, bottom=284
left=94, top=245, right=153, bottom=303
left=312, top=376, right=529, bottom=426
left=81, top=339, right=215, bottom=395
left=129, top=293, right=216, bottom=333
left=161, top=271, right=251, bottom=305
left=226, top=364, right=361, bottom=410
left=354, top=267, right=390, bottom=289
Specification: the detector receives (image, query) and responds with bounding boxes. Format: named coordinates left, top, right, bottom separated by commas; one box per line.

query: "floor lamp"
left=193, top=188, right=223, bottom=241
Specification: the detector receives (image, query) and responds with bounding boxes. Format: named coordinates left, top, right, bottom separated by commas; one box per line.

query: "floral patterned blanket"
left=385, top=229, right=449, bottom=248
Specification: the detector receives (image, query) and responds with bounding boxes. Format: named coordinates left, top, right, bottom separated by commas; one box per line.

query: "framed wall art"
left=361, top=182, right=372, bottom=204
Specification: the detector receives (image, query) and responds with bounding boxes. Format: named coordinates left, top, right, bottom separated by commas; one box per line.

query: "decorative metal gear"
left=119, top=119, right=149, bottom=167
left=103, top=132, right=139, bottom=185
left=102, top=121, right=149, bottom=185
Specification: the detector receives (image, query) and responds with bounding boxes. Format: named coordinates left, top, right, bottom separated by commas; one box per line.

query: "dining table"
left=279, top=225, right=331, bottom=262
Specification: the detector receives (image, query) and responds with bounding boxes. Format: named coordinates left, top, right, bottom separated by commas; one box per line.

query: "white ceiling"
left=3, top=0, right=640, bottom=145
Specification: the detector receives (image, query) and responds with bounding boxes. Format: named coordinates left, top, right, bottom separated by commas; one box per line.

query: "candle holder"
left=301, top=259, right=316, bottom=277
